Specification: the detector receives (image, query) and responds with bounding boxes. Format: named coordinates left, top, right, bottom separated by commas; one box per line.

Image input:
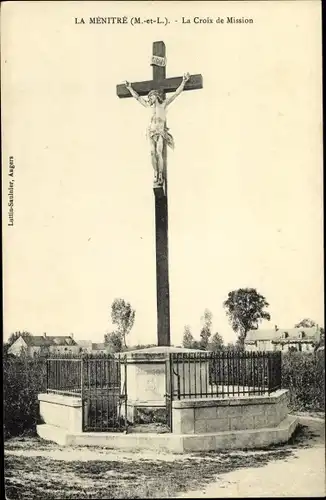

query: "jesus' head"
left=147, top=90, right=164, bottom=106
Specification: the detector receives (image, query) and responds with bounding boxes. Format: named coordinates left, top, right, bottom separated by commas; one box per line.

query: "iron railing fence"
left=45, top=351, right=282, bottom=431
left=82, top=353, right=127, bottom=433
left=170, top=351, right=282, bottom=400
left=46, top=353, right=128, bottom=432
left=46, top=354, right=82, bottom=396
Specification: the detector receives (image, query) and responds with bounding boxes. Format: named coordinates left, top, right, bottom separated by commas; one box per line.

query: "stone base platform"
left=37, top=415, right=298, bottom=453
left=173, top=390, right=290, bottom=434
left=37, top=388, right=298, bottom=453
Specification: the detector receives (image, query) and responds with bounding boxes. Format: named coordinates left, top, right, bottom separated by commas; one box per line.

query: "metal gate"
left=165, top=354, right=174, bottom=431
left=82, top=354, right=128, bottom=432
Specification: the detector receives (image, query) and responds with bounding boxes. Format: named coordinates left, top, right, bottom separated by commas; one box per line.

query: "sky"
left=2, top=1, right=323, bottom=346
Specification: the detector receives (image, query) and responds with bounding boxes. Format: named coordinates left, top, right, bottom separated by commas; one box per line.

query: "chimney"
left=43, top=332, right=47, bottom=338
left=70, top=333, right=74, bottom=339
left=274, top=325, right=278, bottom=331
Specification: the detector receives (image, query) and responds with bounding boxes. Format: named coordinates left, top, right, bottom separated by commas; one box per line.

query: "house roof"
left=22, top=335, right=77, bottom=347
left=77, top=340, right=92, bottom=347
left=245, top=327, right=320, bottom=344
left=92, top=343, right=106, bottom=351
left=76, top=340, right=106, bottom=350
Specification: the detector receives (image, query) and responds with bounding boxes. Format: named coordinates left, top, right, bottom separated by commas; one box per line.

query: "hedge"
left=3, top=354, right=46, bottom=438
left=281, top=350, right=325, bottom=412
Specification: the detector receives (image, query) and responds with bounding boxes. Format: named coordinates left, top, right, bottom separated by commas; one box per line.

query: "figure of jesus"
left=124, top=73, right=190, bottom=185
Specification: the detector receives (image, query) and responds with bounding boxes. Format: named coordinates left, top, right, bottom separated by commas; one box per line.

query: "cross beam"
left=116, top=41, right=203, bottom=99
left=116, top=41, right=203, bottom=347
left=116, top=74, right=203, bottom=98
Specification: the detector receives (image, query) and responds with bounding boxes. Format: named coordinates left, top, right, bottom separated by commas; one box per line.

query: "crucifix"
left=116, top=41, right=203, bottom=346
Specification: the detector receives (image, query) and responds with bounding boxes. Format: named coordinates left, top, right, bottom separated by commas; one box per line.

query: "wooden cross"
left=116, top=42, right=202, bottom=99
left=116, top=41, right=203, bottom=346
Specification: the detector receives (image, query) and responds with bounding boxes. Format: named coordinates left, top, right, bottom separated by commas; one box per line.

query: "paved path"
left=179, top=419, right=325, bottom=498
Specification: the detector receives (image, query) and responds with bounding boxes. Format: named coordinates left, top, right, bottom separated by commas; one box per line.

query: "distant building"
left=8, top=333, right=78, bottom=357
left=245, top=325, right=321, bottom=353
left=76, top=340, right=107, bottom=353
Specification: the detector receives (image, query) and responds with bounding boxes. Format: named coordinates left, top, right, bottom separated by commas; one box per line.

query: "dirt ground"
left=180, top=446, right=325, bottom=498
left=179, top=422, right=325, bottom=498
left=4, top=419, right=325, bottom=499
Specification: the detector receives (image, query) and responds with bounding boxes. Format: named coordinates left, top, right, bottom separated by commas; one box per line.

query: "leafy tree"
left=235, top=338, right=246, bottom=352
left=7, top=331, right=32, bottom=347
left=209, top=332, right=224, bottom=351
left=199, top=309, right=213, bottom=350
left=110, top=298, right=135, bottom=348
left=3, top=343, right=11, bottom=356
left=294, top=318, right=316, bottom=328
left=223, top=288, right=271, bottom=347
left=104, top=331, right=123, bottom=353
left=224, top=342, right=242, bottom=352
left=314, top=327, right=324, bottom=351
left=182, top=325, right=196, bottom=349
left=319, top=327, right=325, bottom=346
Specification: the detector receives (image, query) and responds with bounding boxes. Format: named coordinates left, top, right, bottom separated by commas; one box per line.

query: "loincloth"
left=147, top=127, right=175, bottom=150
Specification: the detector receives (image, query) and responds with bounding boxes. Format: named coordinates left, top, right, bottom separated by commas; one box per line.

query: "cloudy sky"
left=2, top=1, right=323, bottom=346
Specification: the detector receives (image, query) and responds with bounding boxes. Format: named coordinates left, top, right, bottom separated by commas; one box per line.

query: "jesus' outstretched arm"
left=124, top=81, right=149, bottom=107
left=165, top=73, right=190, bottom=107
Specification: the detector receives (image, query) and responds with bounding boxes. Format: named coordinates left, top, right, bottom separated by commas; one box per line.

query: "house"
left=8, top=333, right=78, bottom=357
left=76, top=340, right=107, bottom=353
left=244, top=325, right=321, bottom=353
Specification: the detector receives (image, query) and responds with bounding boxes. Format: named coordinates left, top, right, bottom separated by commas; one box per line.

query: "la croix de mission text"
left=75, top=16, right=254, bottom=25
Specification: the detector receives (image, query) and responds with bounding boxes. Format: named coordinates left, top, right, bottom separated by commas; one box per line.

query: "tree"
left=223, top=288, right=271, bottom=347
left=104, top=331, right=123, bottom=353
left=7, top=331, right=32, bottom=347
left=294, top=318, right=316, bottom=328
left=319, top=327, right=325, bottom=347
left=224, top=342, right=242, bottom=353
left=209, top=332, right=224, bottom=352
left=182, top=325, right=196, bottom=349
left=110, top=298, right=135, bottom=348
left=234, top=337, right=245, bottom=352
left=199, top=309, right=213, bottom=350
left=313, top=327, right=324, bottom=351
left=3, top=343, right=11, bottom=357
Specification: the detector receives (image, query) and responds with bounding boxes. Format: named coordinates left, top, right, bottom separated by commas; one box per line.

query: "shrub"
left=3, top=354, right=47, bottom=438
left=281, top=351, right=325, bottom=412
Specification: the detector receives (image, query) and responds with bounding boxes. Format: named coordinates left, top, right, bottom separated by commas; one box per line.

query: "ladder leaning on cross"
left=116, top=41, right=203, bottom=347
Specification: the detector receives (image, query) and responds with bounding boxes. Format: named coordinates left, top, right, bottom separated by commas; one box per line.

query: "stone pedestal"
left=119, top=346, right=210, bottom=423
left=172, top=389, right=289, bottom=435
left=38, top=393, right=83, bottom=433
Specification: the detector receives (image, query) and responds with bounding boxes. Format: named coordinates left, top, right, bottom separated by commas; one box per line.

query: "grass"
left=290, top=409, right=325, bottom=420
left=4, top=422, right=324, bottom=499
